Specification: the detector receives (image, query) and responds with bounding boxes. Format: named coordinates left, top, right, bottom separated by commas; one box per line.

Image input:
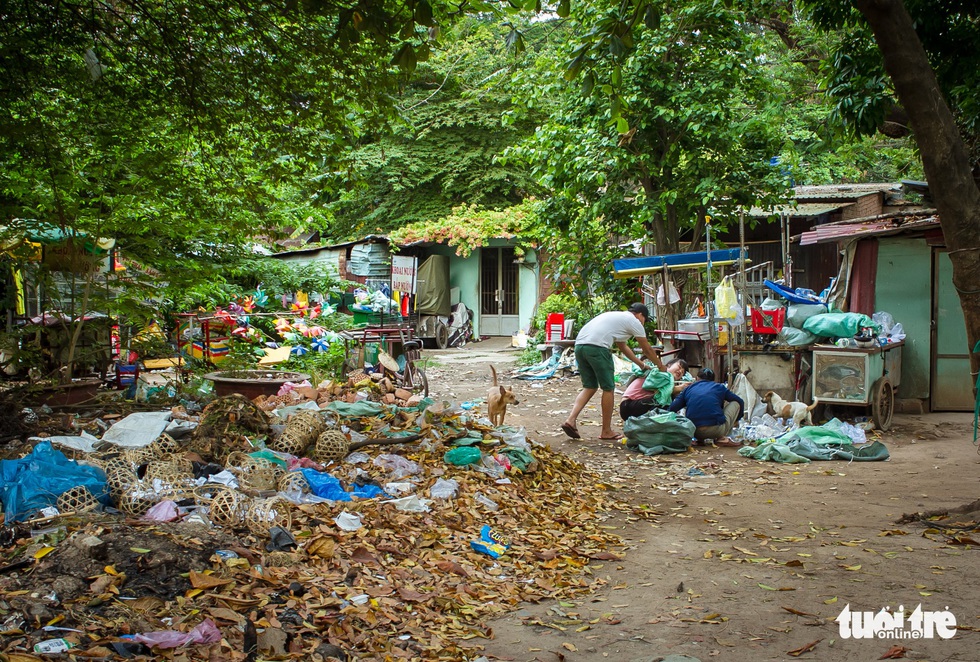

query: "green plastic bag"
left=802, top=312, right=880, bottom=338
left=444, top=446, right=482, bottom=466
left=623, top=409, right=695, bottom=456
left=641, top=368, right=676, bottom=406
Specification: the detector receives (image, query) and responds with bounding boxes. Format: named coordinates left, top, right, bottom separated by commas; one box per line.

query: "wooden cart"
left=810, top=341, right=904, bottom=431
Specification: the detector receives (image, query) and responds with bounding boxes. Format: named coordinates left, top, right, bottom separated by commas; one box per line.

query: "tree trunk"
left=856, top=0, right=980, bottom=382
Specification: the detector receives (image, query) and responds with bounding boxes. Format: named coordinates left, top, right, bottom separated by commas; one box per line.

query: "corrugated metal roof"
left=794, top=183, right=901, bottom=200
left=798, top=216, right=940, bottom=245
left=746, top=202, right=850, bottom=218
left=271, top=234, right=389, bottom=258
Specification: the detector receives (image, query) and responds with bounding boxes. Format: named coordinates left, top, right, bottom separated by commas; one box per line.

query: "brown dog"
left=763, top=391, right=818, bottom=426
left=488, top=365, right=519, bottom=426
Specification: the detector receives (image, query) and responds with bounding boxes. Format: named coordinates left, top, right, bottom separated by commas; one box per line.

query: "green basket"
left=352, top=311, right=383, bottom=326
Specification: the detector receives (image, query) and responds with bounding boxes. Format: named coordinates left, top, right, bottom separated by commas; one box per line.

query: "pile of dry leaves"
left=0, top=396, right=647, bottom=661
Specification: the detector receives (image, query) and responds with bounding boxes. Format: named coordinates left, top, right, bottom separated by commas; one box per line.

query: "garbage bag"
left=802, top=312, right=880, bottom=338
left=444, top=446, right=483, bottom=466
left=0, top=440, right=109, bottom=521
left=623, top=409, right=695, bottom=456
left=778, top=326, right=819, bottom=347
left=786, top=304, right=827, bottom=329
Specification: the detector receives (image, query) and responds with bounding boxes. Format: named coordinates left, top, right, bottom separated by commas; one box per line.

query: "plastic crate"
left=352, top=311, right=383, bottom=326
left=750, top=307, right=786, bottom=335
left=546, top=313, right=565, bottom=341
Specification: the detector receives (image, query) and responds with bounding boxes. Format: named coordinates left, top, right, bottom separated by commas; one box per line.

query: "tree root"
left=896, top=498, right=980, bottom=524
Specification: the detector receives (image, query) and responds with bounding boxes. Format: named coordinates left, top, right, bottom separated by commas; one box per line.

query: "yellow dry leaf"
left=824, top=597, right=838, bottom=604
left=188, top=570, right=233, bottom=589
left=186, top=588, right=204, bottom=599
left=33, top=546, right=55, bottom=559
left=104, top=565, right=119, bottom=576
left=562, top=642, right=578, bottom=652
left=844, top=565, right=862, bottom=571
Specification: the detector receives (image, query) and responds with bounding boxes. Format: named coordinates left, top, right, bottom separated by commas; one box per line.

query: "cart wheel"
left=434, top=321, right=449, bottom=350
left=406, top=366, right=429, bottom=398
left=871, top=376, right=894, bottom=432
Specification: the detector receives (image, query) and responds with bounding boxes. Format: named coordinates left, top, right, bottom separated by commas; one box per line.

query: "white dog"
left=763, top=391, right=818, bottom=426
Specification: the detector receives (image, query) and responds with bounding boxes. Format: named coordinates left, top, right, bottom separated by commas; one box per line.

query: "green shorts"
left=575, top=344, right=615, bottom=391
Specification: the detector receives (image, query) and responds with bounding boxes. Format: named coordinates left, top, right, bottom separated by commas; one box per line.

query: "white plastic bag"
left=429, top=478, right=459, bottom=499
left=656, top=281, right=681, bottom=306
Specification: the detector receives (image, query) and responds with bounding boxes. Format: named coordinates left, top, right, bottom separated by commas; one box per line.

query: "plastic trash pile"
left=0, top=394, right=630, bottom=660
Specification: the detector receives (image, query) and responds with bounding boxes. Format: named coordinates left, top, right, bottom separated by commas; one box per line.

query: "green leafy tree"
left=320, top=17, right=543, bottom=238
left=501, top=3, right=790, bottom=310
left=797, top=0, right=980, bottom=378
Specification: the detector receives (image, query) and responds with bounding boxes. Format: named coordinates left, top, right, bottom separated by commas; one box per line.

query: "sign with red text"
left=391, top=256, right=418, bottom=293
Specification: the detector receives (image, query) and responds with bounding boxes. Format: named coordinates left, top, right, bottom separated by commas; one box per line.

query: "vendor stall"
left=612, top=247, right=751, bottom=377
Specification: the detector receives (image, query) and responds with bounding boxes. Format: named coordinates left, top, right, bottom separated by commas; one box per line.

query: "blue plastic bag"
left=299, top=468, right=384, bottom=501
left=0, top=441, right=109, bottom=521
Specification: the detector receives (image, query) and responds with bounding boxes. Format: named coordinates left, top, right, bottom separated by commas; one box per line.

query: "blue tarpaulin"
left=613, top=249, right=748, bottom=278
left=0, top=441, right=109, bottom=521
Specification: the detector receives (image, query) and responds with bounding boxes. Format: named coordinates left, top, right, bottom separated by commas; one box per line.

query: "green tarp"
left=739, top=419, right=890, bottom=463
left=416, top=255, right=451, bottom=316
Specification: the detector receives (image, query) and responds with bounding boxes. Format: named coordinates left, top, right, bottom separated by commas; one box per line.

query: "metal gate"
left=931, top=250, right=974, bottom=410
left=480, top=246, right=520, bottom=336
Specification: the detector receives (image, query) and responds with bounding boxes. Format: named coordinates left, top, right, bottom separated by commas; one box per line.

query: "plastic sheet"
left=132, top=619, right=221, bottom=649
left=101, top=412, right=172, bottom=448
left=0, top=441, right=109, bottom=521
left=373, top=454, right=420, bottom=479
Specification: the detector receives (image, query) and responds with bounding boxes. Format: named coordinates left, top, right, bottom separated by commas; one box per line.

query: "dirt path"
left=425, top=340, right=980, bottom=662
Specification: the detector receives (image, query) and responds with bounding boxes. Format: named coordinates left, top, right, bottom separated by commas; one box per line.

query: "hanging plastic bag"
left=656, top=281, right=681, bottom=306
left=714, top=276, right=739, bottom=320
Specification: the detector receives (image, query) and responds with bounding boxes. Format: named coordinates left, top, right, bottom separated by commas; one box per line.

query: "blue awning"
left=612, top=248, right=749, bottom=278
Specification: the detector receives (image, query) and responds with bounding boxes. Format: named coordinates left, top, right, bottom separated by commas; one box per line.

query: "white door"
left=480, top=247, right=520, bottom=336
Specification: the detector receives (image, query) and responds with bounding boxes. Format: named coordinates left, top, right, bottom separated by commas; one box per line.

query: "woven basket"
left=244, top=497, right=292, bottom=535
left=118, top=491, right=159, bottom=518
left=208, top=488, right=246, bottom=527
left=55, top=485, right=100, bottom=514
left=277, top=471, right=309, bottom=494
left=270, top=425, right=313, bottom=456
left=314, top=430, right=350, bottom=462
left=105, top=468, right=141, bottom=498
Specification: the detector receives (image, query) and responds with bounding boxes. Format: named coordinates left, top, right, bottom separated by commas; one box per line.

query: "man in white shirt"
left=561, top=303, right=664, bottom=440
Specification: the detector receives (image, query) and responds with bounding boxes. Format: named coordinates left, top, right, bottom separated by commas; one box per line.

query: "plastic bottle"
left=34, top=639, right=73, bottom=654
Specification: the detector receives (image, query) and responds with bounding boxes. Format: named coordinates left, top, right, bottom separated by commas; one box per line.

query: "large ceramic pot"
left=204, top=370, right=311, bottom=399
